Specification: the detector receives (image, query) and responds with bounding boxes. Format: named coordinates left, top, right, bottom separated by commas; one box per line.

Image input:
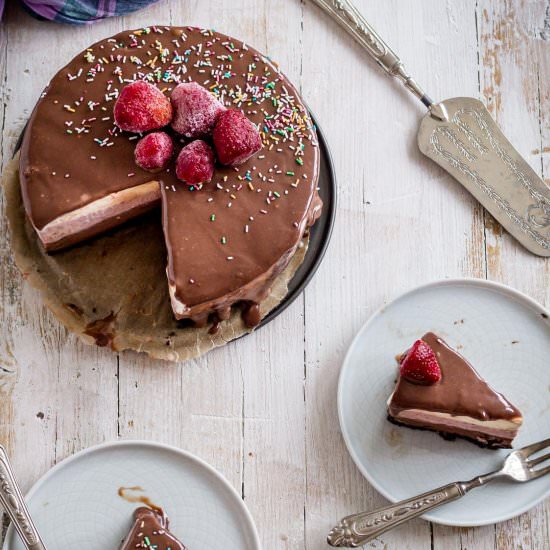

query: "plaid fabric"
left=2, top=0, right=160, bottom=24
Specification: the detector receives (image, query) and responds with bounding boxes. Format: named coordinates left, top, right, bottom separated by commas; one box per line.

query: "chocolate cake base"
left=387, top=415, right=512, bottom=450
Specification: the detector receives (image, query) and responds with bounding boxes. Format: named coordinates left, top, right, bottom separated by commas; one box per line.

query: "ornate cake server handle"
left=309, top=0, right=448, bottom=118
left=327, top=482, right=464, bottom=547
left=0, top=445, right=47, bottom=550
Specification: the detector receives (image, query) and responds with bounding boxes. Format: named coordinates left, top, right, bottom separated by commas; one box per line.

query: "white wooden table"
left=1, top=1, right=549, bottom=548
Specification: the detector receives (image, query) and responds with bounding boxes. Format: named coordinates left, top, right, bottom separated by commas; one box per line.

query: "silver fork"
left=328, top=438, right=550, bottom=547
left=0, top=445, right=47, bottom=549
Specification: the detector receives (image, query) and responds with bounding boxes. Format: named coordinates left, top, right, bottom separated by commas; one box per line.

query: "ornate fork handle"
left=309, top=0, right=433, bottom=108
left=327, top=482, right=466, bottom=547
left=0, top=445, right=47, bottom=550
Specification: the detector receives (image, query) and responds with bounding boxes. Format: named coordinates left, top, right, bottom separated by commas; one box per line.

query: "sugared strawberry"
left=213, top=109, right=262, bottom=166
left=175, top=140, right=215, bottom=185
left=134, top=132, right=174, bottom=172
left=114, top=81, right=173, bottom=133
left=399, top=340, right=442, bottom=385
left=170, top=82, right=226, bottom=138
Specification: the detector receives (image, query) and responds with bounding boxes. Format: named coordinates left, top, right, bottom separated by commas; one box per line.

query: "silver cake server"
left=0, top=445, right=47, bottom=549
left=310, top=0, right=550, bottom=257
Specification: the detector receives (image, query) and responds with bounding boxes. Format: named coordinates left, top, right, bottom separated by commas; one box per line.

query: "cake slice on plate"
left=387, top=332, right=523, bottom=449
left=120, top=507, right=187, bottom=550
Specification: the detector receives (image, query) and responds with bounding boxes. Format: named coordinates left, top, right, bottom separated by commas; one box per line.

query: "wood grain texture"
left=478, top=1, right=550, bottom=548
left=0, top=1, right=548, bottom=549
left=302, top=2, right=484, bottom=549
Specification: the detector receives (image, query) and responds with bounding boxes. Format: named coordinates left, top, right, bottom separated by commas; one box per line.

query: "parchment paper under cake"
left=3, top=156, right=307, bottom=362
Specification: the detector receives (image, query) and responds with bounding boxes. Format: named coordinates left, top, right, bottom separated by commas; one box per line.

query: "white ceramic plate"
left=338, top=278, right=550, bottom=526
left=4, top=440, right=261, bottom=549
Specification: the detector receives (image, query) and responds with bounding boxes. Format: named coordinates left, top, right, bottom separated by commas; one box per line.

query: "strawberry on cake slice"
left=387, top=332, right=523, bottom=449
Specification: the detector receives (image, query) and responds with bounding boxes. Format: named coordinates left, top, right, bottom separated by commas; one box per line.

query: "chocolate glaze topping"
left=388, top=332, right=522, bottom=421
left=20, top=26, right=321, bottom=327
left=120, top=507, right=187, bottom=550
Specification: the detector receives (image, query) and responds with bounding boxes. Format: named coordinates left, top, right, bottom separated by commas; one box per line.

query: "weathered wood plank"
left=114, top=0, right=244, bottom=499
left=241, top=2, right=308, bottom=548
left=302, top=0, right=488, bottom=548
left=478, top=1, right=550, bottom=548
left=0, top=3, right=124, bottom=545
left=115, top=3, right=308, bottom=550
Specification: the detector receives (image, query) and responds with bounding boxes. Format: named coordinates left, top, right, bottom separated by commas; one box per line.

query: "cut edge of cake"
left=24, top=179, right=161, bottom=252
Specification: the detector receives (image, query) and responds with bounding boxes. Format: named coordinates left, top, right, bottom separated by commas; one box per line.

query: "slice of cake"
left=120, top=507, right=187, bottom=550
left=387, top=332, right=523, bottom=449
